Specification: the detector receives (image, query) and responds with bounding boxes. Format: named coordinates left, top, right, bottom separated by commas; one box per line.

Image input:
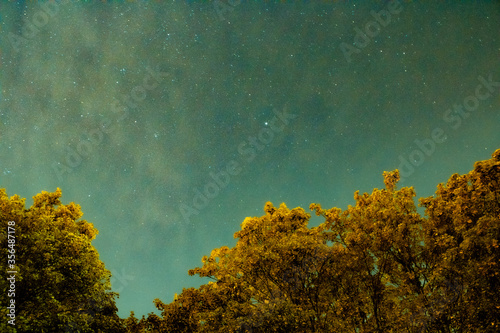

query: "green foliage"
left=0, top=188, right=124, bottom=332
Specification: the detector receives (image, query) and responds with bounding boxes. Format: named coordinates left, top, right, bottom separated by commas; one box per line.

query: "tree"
left=143, top=149, right=500, bottom=332
left=310, top=169, right=428, bottom=332
left=10, top=150, right=496, bottom=332
left=151, top=202, right=333, bottom=332
left=0, top=188, right=124, bottom=332
left=418, top=149, right=500, bottom=332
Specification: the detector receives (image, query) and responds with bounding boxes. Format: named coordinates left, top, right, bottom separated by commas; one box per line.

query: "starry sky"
left=0, top=0, right=499, bottom=318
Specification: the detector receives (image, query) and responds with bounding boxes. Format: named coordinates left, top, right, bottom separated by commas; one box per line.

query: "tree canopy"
left=0, top=188, right=124, bottom=332
left=1, top=149, right=498, bottom=332
left=139, top=149, right=499, bottom=332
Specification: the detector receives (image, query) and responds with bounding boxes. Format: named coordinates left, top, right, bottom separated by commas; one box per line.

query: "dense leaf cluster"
left=132, top=149, right=499, bottom=332
left=0, top=188, right=124, bottom=332
left=1, top=149, right=498, bottom=332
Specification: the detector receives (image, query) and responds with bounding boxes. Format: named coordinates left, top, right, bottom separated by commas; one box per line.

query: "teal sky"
left=1, top=1, right=499, bottom=318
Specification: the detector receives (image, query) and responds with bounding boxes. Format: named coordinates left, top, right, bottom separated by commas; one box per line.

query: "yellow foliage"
left=153, top=149, right=500, bottom=332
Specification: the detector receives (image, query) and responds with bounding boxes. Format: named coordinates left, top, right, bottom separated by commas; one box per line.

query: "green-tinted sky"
left=0, top=0, right=499, bottom=318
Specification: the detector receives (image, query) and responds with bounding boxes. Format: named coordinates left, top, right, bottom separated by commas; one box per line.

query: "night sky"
left=1, top=1, right=499, bottom=318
